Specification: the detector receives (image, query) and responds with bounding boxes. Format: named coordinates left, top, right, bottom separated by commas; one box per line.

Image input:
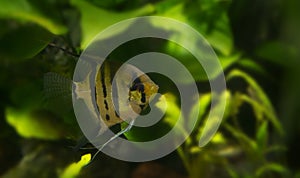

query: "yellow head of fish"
left=129, top=74, right=159, bottom=114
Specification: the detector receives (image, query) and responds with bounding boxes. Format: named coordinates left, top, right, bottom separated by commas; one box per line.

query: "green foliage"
left=0, top=23, right=53, bottom=60
left=60, top=154, right=91, bottom=178
left=255, top=41, right=299, bottom=67
left=0, top=0, right=298, bottom=178
left=0, top=0, right=67, bottom=34
left=5, top=107, right=66, bottom=140
left=71, top=0, right=155, bottom=48
left=227, top=69, right=283, bottom=135
left=0, top=0, right=69, bottom=61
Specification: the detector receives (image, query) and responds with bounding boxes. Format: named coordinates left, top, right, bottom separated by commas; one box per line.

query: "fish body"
left=46, top=59, right=158, bottom=137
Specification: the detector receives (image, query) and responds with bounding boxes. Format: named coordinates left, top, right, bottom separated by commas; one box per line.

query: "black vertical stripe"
left=130, top=77, right=141, bottom=91
left=141, top=92, right=146, bottom=103
left=106, top=114, right=110, bottom=121
left=139, top=84, right=144, bottom=92
left=110, top=63, right=120, bottom=118
left=104, top=100, right=109, bottom=110
left=100, top=64, right=107, bottom=98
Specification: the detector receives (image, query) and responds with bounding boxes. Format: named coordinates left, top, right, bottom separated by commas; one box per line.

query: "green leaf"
left=198, top=90, right=228, bottom=147
left=157, top=1, right=233, bottom=56
left=256, top=120, right=268, bottom=151
left=255, top=163, right=289, bottom=177
left=210, top=132, right=226, bottom=144
left=164, top=42, right=209, bottom=82
left=60, top=154, right=91, bottom=178
left=219, top=53, right=240, bottom=71
left=0, top=24, right=53, bottom=60
left=157, top=3, right=187, bottom=22
left=240, top=94, right=265, bottom=122
left=155, top=4, right=236, bottom=82
left=221, top=90, right=232, bottom=121
left=84, top=0, right=126, bottom=9
left=163, top=32, right=237, bottom=82
left=205, top=13, right=233, bottom=56
left=189, top=93, right=211, bottom=130
left=0, top=0, right=67, bottom=34
left=71, top=0, right=155, bottom=48
left=227, top=69, right=284, bottom=135
left=265, top=145, right=286, bottom=154
left=238, top=58, right=269, bottom=77
left=5, top=107, right=66, bottom=140
left=224, top=123, right=257, bottom=151
left=255, top=41, right=299, bottom=67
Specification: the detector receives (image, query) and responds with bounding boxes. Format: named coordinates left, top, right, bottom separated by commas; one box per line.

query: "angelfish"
left=44, top=58, right=158, bottom=160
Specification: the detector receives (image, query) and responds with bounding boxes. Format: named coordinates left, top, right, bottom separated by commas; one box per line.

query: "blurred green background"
left=0, top=0, right=300, bottom=178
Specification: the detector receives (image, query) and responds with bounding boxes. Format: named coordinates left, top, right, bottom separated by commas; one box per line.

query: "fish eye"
left=130, top=83, right=145, bottom=93
left=130, top=77, right=144, bottom=91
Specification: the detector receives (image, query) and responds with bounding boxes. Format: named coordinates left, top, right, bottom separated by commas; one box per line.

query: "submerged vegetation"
left=0, top=0, right=300, bottom=177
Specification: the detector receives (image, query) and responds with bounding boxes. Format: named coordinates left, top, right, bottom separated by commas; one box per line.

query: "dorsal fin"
left=43, top=72, right=73, bottom=99
left=43, top=72, right=74, bottom=111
